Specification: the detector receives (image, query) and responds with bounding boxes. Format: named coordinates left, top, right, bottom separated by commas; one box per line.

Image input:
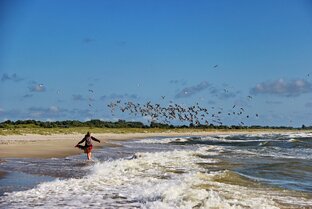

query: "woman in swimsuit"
left=75, top=132, right=100, bottom=160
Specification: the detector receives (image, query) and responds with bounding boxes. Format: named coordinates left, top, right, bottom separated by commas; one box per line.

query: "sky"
left=1, top=0, right=312, bottom=127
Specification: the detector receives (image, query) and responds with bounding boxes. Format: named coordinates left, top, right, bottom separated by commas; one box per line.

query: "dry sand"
left=0, top=130, right=297, bottom=159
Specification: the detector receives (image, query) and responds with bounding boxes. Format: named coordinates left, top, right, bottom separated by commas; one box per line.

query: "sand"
left=0, top=130, right=298, bottom=159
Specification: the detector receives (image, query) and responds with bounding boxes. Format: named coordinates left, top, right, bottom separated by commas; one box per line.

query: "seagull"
left=213, top=65, right=218, bottom=68
left=88, top=89, right=94, bottom=93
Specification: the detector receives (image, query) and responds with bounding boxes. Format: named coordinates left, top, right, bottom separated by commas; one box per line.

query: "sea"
left=0, top=132, right=311, bottom=209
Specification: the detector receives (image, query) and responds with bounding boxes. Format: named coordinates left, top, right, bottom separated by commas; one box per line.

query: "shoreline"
left=0, top=130, right=306, bottom=159
left=0, top=131, right=217, bottom=159
left=0, top=131, right=311, bottom=208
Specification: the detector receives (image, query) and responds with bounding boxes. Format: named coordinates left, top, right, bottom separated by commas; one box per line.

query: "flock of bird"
left=85, top=69, right=312, bottom=126
left=106, top=97, right=259, bottom=126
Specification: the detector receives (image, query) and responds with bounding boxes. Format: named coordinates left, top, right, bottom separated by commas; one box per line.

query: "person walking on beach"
left=75, top=132, right=100, bottom=160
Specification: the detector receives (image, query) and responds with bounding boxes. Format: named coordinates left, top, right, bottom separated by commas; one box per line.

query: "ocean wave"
left=139, top=137, right=190, bottom=144
left=1, top=147, right=311, bottom=209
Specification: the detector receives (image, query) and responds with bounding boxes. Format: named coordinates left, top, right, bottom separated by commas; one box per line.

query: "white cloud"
left=29, top=83, right=46, bottom=92
left=250, top=79, right=312, bottom=97
left=175, top=81, right=210, bottom=98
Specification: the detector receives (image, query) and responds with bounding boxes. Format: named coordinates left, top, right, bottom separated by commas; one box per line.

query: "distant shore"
left=0, top=129, right=309, bottom=159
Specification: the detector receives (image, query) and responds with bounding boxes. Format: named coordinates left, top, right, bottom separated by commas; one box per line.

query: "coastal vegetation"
left=0, top=119, right=311, bottom=135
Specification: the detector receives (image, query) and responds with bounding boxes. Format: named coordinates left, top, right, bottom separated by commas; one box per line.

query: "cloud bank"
left=250, top=79, right=312, bottom=97
left=175, top=81, right=210, bottom=98
left=208, top=86, right=240, bottom=99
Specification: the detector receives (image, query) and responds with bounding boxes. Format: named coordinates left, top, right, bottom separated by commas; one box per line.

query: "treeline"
left=0, top=119, right=310, bottom=130
left=0, top=119, right=147, bottom=129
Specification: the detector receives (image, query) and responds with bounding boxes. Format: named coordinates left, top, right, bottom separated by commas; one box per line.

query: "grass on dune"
left=0, top=125, right=301, bottom=136
left=0, top=126, right=157, bottom=135
left=0, top=127, right=146, bottom=135
left=1, top=120, right=309, bottom=136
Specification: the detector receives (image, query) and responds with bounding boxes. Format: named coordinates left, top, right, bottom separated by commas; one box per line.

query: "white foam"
left=140, top=135, right=269, bottom=144
left=223, top=145, right=312, bottom=160
left=286, top=132, right=312, bottom=138
left=140, top=132, right=312, bottom=145
left=1, top=148, right=310, bottom=209
left=288, top=138, right=302, bottom=143
left=139, top=137, right=186, bottom=144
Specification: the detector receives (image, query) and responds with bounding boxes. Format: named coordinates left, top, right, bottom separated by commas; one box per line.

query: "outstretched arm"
left=77, top=137, right=86, bottom=145
left=91, top=136, right=101, bottom=143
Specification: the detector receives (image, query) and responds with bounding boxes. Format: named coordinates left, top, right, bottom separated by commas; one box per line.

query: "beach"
left=0, top=130, right=267, bottom=159
left=1, top=131, right=311, bottom=208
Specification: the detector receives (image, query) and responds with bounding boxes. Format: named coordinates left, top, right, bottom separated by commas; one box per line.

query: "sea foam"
left=2, top=146, right=309, bottom=209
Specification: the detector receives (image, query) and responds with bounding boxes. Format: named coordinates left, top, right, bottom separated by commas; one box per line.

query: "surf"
left=1, top=133, right=312, bottom=208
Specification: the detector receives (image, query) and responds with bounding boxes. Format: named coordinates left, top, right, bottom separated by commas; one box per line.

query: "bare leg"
left=87, top=152, right=92, bottom=160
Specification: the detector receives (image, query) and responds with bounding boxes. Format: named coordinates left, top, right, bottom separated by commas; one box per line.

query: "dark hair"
left=86, top=132, right=91, bottom=136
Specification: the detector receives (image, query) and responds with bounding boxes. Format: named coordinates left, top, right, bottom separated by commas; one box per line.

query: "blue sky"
left=1, top=0, right=312, bottom=127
